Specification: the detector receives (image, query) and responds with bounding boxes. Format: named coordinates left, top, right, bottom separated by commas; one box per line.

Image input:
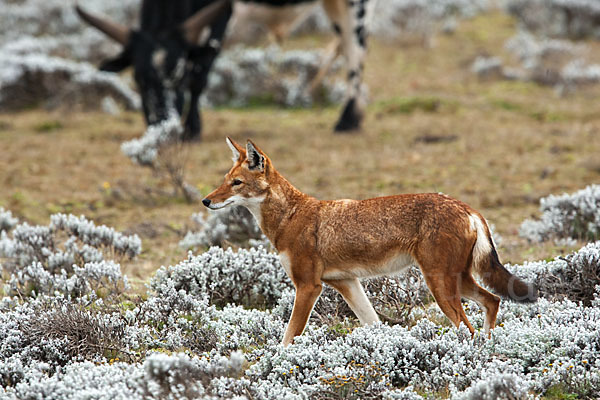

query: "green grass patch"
left=214, top=93, right=338, bottom=111
left=488, top=98, right=572, bottom=122
left=34, top=120, right=63, bottom=133
left=490, top=98, right=522, bottom=112
left=328, top=321, right=354, bottom=337
left=543, top=384, right=580, bottom=399
left=376, top=96, right=457, bottom=115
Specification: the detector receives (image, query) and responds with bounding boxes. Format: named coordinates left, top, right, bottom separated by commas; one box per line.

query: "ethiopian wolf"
left=203, top=138, right=537, bottom=345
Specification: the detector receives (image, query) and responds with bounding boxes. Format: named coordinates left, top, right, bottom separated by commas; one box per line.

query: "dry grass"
left=1, top=11, right=599, bottom=289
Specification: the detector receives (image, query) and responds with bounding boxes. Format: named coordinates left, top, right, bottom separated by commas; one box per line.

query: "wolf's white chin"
left=208, top=201, right=234, bottom=210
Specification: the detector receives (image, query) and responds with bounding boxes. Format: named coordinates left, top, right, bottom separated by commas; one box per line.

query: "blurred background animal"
left=77, top=0, right=233, bottom=141
left=77, top=0, right=371, bottom=140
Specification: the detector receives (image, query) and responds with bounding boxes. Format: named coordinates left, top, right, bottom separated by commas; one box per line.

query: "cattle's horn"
left=182, top=0, right=231, bottom=44
left=76, top=5, right=130, bottom=46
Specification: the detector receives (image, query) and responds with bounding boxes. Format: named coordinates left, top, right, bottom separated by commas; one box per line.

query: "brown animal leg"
left=423, top=273, right=475, bottom=335
left=282, top=282, right=323, bottom=346
left=460, top=273, right=500, bottom=337
left=308, top=38, right=341, bottom=95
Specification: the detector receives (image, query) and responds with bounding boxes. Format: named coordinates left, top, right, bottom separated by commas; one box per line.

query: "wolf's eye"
left=232, top=179, right=243, bottom=186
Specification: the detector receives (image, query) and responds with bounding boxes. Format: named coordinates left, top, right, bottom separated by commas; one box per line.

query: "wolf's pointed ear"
left=226, top=136, right=244, bottom=163
left=246, top=140, right=266, bottom=172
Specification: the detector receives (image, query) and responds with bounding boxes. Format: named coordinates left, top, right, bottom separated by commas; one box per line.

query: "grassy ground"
left=1, top=11, right=599, bottom=290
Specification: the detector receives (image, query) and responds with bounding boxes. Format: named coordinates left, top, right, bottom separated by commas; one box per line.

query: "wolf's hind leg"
left=423, top=273, right=475, bottom=335
left=460, top=273, right=500, bottom=336
left=323, top=278, right=379, bottom=325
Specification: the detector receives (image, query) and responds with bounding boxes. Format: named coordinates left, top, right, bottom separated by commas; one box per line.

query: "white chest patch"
left=241, top=196, right=265, bottom=227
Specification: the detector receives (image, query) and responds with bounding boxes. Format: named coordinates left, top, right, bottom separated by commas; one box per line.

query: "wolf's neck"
left=250, top=171, right=312, bottom=247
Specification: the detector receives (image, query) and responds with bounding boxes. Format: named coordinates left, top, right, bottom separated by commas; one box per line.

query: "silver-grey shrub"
left=0, top=50, right=140, bottom=111
left=561, top=59, right=600, bottom=88
left=472, top=31, right=600, bottom=91
left=453, top=373, right=531, bottom=400
left=202, top=45, right=346, bottom=108
left=120, top=115, right=200, bottom=202
left=4, top=289, right=600, bottom=399
left=3, top=240, right=600, bottom=398
left=149, top=246, right=290, bottom=309
left=520, top=184, right=600, bottom=243
left=368, top=0, right=490, bottom=44
left=0, top=295, right=129, bottom=388
left=179, top=207, right=263, bottom=250
left=137, top=351, right=246, bottom=399
left=0, top=208, right=18, bottom=232
left=245, top=291, right=600, bottom=398
left=19, top=301, right=126, bottom=361
left=506, top=240, right=600, bottom=305
left=504, top=31, right=600, bottom=90
left=0, top=212, right=138, bottom=298
left=50, top=213, right=141, bottom=259
left=0, top=0, right=137, bottom=49
left=506, top=0, right=600, bottom=39
left=3, top=351, right=247, bottom=400
left=0, top=0, right=139, bottom=112
left=121, top=114, right=183, bottom=167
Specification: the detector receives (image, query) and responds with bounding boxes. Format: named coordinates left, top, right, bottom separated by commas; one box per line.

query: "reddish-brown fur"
left=204, top=138, right=537, bottom=346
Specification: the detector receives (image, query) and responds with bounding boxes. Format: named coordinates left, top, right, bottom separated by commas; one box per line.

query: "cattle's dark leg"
left=178, top=87, right=201, bottom=142
left=322, top=0, right=369, bottom=133
left=183, top=1, right=232, bottom=141
left=183, top=90, right=202, bottom=141
left=336, top=97, right=361, bottom=132
left=182, top=49, right=216, bottom=141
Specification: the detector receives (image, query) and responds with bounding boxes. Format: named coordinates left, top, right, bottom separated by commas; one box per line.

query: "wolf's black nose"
left=202, top=198, right=211, bottom=207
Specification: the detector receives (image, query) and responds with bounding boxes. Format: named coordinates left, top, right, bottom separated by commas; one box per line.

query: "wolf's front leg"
left=282, top=282, right=323, bottom=346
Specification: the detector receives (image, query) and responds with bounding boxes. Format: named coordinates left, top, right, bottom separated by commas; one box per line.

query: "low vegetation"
left=1, top=211, right=600, bottom=398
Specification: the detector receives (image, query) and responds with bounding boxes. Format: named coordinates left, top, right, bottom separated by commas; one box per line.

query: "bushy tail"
left=480, top=246, right=538, bottom=302
left=471, top=215, right=538, bottom=302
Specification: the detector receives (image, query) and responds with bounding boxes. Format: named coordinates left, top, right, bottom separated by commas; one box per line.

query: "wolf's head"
left=202, top=137, right=272, bottom=213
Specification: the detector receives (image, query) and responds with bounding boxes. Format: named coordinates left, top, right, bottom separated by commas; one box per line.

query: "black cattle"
left=77, top=0, right=232, bottom=141
left=77, top=0, right=370, bottom=139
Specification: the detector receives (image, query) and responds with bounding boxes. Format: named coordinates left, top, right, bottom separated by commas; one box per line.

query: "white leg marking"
left=339, top=278, right=379, bottom=325
left=482, top=306, right=491, bottom=335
